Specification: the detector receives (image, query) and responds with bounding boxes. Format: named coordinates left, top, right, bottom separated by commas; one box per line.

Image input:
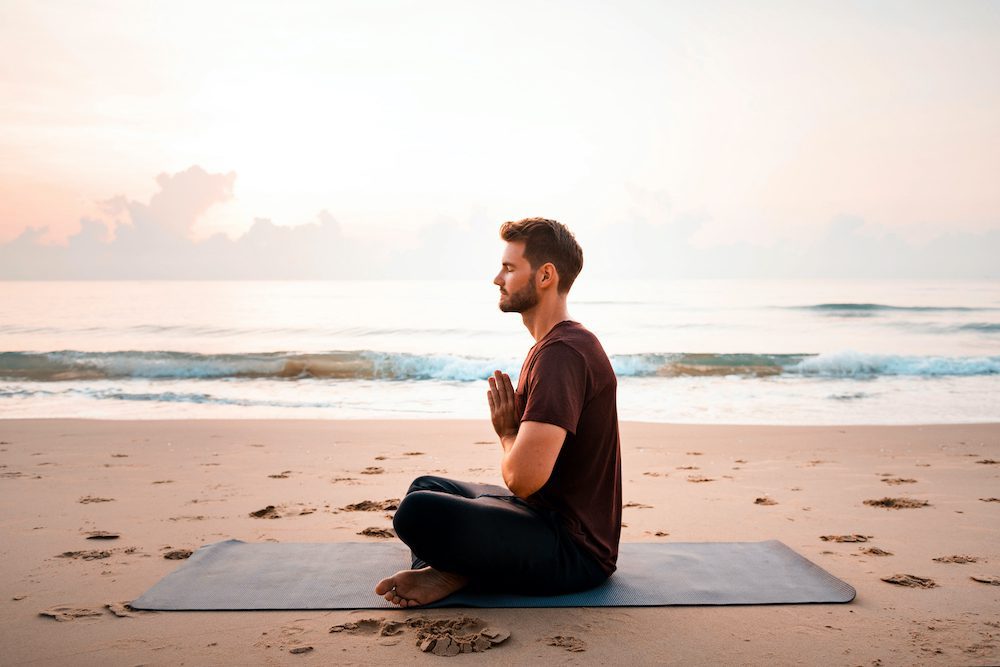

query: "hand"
left=487, top=370, right=520, bottom=441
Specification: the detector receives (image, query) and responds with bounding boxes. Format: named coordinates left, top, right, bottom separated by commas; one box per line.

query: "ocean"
left=1, top=279, right=998, bottom=424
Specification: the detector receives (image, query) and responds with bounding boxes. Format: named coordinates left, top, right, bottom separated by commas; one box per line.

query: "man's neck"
left=520, top=300, right=572, bottom=343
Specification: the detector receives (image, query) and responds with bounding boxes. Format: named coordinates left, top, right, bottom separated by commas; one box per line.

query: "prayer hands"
left=487, top=370, right=520, bottom=441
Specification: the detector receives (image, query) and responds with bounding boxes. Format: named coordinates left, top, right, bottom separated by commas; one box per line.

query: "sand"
left=0, top=419, right=997, bottom=665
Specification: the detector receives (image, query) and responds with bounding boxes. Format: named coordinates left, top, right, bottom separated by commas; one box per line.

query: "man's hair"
left=499, top=217, right=583, bottom=294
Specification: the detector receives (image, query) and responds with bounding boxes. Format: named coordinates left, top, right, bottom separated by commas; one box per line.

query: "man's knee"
left=393, top=490, right=439, bottom=544
left=405, top=474, right=450, bottom=495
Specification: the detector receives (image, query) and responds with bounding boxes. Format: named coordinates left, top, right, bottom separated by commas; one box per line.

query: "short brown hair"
left=499, top=217, right=583, bottom=294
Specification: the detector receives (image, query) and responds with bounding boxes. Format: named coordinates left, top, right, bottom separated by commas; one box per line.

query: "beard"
left=498, top=276, right=539, bottom=313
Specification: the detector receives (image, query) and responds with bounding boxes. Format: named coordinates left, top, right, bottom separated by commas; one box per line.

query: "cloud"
left=1, top=167, right=361, bottom=279
left=1, top=166, right=998, bottom=280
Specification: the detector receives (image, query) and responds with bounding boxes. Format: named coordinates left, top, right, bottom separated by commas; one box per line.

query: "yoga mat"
left=131, top=539, right=855, bottom=610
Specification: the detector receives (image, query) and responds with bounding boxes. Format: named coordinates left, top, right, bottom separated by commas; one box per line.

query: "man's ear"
left=537, top=263, right=558, bottom=290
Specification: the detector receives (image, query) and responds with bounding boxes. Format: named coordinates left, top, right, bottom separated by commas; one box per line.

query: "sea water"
left=1, top=279, right=998, bottom=424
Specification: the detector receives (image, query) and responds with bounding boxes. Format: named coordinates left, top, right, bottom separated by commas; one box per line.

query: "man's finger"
left=487, top=390, right=495, bottom=412
left=492, top=371, right=506, bottom=405
left=498, top=372, right=513, bottom=404
left=488, top=376, right=500, bottom=406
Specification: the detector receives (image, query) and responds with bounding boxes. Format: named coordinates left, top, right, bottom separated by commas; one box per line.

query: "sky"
left=1, top=0, right=999, bottom=279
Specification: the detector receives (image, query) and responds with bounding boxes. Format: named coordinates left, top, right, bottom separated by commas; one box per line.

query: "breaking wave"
left=794, top=303, right=989, bottom=313
left=2, top=349, right=998, bottom=382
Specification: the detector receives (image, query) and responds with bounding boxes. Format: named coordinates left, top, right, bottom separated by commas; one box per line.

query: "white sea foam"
left=789, top=350, right=1000, bottom=377
left=2, top=349, right=999, bottom=382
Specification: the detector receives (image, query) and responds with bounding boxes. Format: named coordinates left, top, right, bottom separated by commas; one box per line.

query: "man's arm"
left=488, top=370, right=566, bottom=499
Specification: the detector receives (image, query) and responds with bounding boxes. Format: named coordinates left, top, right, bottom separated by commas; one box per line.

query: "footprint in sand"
left=546, top=635, right=587, bottom=652
left=330, top=616, right=510, bottom=656
left=623, top=502, right=653, bottom=509
left=980, top=497, right=1000, bottom=503
left=84, top=531, right=120, bottom=540
left=163, top=549, right=193, bottom=560
left=342, top=499, right=399, bottom=512
left=970, top=576, right=1000, bottom=586
left=404, top=452, right=425, bottom=456
left=254, top=622, right=312, bottom=652
left=861, top=547, right=893, bottom=556
left=932, top=555, right=978, bottom=564
left=754, top=497, right=778, bottom=506
left=78, top=496, right=115, bottom=504
left=358, top=527, right=395, bottom=538
left=250, top=505, right=280, bottom=519
left=820, top=534, right=872, bottom=543
left=331, top=477, right=358, bottom=484
left=330, top=618, right=386, bottom=635
left=106, top=602, right=141, bottom=617
left=0, top=471, right=41, bottom=479
left=687, top=475, right=714, bottom=483
left=268, top=471, right=293, bottom=479
left=38, top=606, right=104, bottom=621
left=881, top=574, right=937, bottom=588
left=864, top=497, right=929, bottom=509
left=249, top=504, right=317, bottom=519
left=880, top=477, right=917, bottom=485
left=58, top=550, right=112, bottom=560
left=975, top=459, right=998, bottom=465
left=361, top=467, right=384, bottom=475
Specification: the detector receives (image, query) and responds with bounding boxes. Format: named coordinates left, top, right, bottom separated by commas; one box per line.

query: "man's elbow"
left=502, top=469, right=547, bottom=499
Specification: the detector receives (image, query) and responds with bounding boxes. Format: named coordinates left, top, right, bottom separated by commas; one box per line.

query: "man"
left=375, top=217, right=622, bottom=607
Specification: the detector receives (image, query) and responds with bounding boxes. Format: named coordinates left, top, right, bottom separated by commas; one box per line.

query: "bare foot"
left=374, top=567, right=469, bottom=607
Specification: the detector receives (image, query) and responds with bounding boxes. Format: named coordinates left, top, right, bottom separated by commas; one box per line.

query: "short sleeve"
left=521, top=342, right=587, bottom=435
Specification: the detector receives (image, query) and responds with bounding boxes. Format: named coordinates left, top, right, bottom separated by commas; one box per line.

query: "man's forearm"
left=497, top=422, right=566, bottom=498
left=499, top=433, right=518, bottom=494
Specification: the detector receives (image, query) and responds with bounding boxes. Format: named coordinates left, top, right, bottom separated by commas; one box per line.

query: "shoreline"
left=1, top=419, right=997, bottom=664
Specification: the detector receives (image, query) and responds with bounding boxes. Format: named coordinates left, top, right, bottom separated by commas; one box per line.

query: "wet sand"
left=0, top=419, right=997, bottom=665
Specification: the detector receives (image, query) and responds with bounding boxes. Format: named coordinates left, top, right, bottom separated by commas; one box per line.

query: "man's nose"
left=493, top=272, right=503, bottom=286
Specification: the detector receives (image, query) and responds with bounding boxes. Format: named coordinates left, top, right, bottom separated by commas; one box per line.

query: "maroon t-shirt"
left=514, top=320, right=622, bottom=575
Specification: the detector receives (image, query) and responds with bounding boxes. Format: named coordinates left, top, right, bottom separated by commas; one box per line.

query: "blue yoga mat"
left=131, top=539, right=856, bottom=610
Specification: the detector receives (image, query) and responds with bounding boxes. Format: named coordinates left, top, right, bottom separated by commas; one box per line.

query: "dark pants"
left=392, top=475, right=608, bottom=595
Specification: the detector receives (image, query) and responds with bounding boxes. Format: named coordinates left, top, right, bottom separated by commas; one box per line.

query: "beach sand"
left=0, top=419, right=997, bottom=665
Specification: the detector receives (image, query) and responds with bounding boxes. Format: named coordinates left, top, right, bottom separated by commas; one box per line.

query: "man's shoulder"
left=534, top=322, right=613, bottom=381
left=541, top=322, right=606, bottom=356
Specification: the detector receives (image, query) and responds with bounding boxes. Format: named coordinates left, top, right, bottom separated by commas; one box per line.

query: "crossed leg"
left=374, top=475, right=605, bottom=607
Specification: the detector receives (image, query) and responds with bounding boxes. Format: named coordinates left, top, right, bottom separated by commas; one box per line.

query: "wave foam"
left=789, top=350, right=1000, bottom=377
left=2, top=349, right=998, bottom=382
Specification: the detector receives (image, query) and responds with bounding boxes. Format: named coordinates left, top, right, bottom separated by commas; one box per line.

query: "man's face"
left=493, top=241, right=539, bottom=313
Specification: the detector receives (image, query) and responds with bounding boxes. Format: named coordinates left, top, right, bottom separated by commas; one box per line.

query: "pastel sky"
left=1, top=0, right=999, bottom=278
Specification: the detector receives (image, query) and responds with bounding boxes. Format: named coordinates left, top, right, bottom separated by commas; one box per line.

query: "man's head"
left=493, top=217, right=584, bottom=313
